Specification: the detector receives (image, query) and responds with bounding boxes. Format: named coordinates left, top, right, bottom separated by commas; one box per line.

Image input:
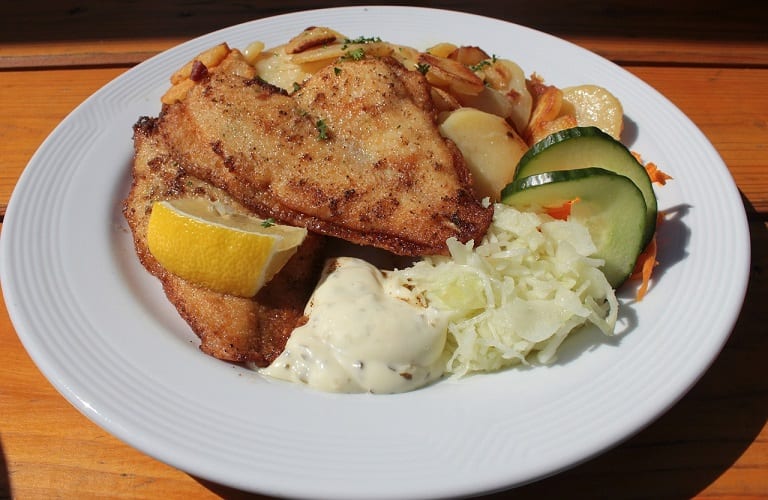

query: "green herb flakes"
left=316, top=119, right=329, bottom=140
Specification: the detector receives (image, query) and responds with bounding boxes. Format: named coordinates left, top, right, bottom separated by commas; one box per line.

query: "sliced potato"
left=560, top=84, right=624, bottom=140
left=254, top=45, right=315, bottom=91
left=455, top=86, right=514, bottom=119
left=426, top=42, right=458, bottom=58
left=430, top=87, right=462, bottom=112
left=290, top=41, right=394, bottom=64
left=390, top=44, right=421, bottom=69
left=170, top=43, right=230, bottom=84
left=474, top=59, right=532, bottom=134
left=285, top=26, right=344, bottom=54
left=419, top=53, right=485, bottom=96
left=527, top=114, right=578, bottom=145
left=163, top=44, right=250, bottom=104
left=524, top=85, right=563, bottom=144
left=162, top=78, right=195, bottom=105
left=447, top=46, right=490, bottom=66
left=243, top=41, right=265, bottom=65
left=439, top=107, right=529, bottom=201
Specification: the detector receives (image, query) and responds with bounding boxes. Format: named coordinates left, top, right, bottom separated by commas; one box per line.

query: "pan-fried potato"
left=285, top=26, right=345, bottom=54
left=253, top=45, right=337, bottom=91
left=527, top=114, right=578, bottom=145
left=170, top=43, right=231, bottom=85
left=163, top=45, right=252, bottom=104
left=253, top=46, right=311, bottom=91
left=419, top=53, right=485, bottom=96
left=447, top=46, right=490, bottom=66
left=389, top=44, right=421, bottom=69
left=430, top=87, right=462, bottom=112
left=455, top=86, right=515, bottom=121
left=243, top=41, right=265, bottom=65
left=439, top=108, right=529, bottom=201
left=426, top=42, right=458, bottom=58
left=524, top=84, right=563, bottom=144
left=471, top=58, right=532, bottom=134
left=162, top=78, right=196, bottom=105
left=290, top=41, right=394, bottom=65
left=560, top=84, right=624, bottom=139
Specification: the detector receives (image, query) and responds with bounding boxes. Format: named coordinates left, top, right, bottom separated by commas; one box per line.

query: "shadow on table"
left=0, top=436, right=11, bottom=499
left=2, top=0, right=766, bottom=46
left=191, top=194, right=767, bottom=499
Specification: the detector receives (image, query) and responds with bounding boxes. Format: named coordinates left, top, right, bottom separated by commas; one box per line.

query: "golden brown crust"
left=122, top=117, right=324, bottom=366
left=156, top=54, right=492, bottom=256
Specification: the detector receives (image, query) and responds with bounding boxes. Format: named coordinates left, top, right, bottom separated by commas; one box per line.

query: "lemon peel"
left=146, top=198, right=307, bottom=297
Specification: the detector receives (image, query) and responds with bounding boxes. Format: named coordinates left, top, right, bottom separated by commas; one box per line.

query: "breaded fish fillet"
left=157, top=54, right=493, bottom=256
left=123, top=117, right=325, bottom=366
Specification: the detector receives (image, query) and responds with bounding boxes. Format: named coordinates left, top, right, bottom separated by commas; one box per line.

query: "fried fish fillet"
left=157, top=53, right=493, bottom=256
left=123, top=116, right=325, bottom=366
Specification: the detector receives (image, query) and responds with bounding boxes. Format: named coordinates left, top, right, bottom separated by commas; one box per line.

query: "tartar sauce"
left=261, top=257, right=448, bottom=393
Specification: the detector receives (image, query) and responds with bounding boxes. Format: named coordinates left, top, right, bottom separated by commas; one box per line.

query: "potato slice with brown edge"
left=170, top=43, right=231, bottom=85
left=290, top=41, right=395, bottom=65
left=430, top=87, right=462, bottom=112
left=455, top=86, right=514, bottom=120
left=163, top=44, right=247, bottom=104
left=439, top=107, right=529, bottom=201
left=447, top=46, right=490, bottom=66
left=476, top=59, right=533, bottom=134
left=528, top=114, right=578, bottom=145
left=524, top=84, right=563, bottom=144
left=285, top=26, right=345, bottom=54
left=419, top=53, right=485, bottom=96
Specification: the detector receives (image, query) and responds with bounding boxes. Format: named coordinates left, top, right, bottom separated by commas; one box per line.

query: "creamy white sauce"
left=261, top=257, right=448, bottom=393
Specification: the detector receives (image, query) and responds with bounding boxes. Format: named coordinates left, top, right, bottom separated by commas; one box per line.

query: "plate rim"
left=0, top=5, right=751, bottom=499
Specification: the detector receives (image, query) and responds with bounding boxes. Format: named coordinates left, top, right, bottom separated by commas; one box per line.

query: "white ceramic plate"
left=1, top=6, right=750, bottom=499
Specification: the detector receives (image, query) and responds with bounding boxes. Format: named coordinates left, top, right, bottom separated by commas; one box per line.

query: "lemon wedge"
left=146, top=198, right=307, bottom=297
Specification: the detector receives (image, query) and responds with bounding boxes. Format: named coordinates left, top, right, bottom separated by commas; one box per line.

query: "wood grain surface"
left=1, top=1, right=766, bottom=498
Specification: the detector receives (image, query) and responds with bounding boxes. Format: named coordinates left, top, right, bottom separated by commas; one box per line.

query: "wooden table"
left=1, top=1, right=766, bottom=498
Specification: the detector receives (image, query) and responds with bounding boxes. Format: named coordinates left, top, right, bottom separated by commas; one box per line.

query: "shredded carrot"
left=544, top=198, right=579, bottom=220
left=630, top=213, right=664, bottom=301
left=631, top=236, right=657, bottom=301
left=633, top=151, right=672, bottom=186
left=645, top=161, right=673, bottom=186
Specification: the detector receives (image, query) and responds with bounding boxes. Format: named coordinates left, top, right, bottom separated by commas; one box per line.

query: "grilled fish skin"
left=123, top=117, right=325, bottom=366
left=157, top=53, right=493, bottom=257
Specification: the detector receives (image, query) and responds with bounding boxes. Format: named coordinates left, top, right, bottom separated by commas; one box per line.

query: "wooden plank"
left=626, top=66, right=768, bottom=215
left=3, top=37, right=767, bottom=69
left=1, top=0, right=766, bottom=68
left=0, top=67, right=127, bottom=217
left=0, top=39, right=180, bottom=68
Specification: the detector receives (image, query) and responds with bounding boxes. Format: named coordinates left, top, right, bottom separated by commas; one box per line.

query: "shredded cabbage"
left=392, top=203, right=618, bottom=377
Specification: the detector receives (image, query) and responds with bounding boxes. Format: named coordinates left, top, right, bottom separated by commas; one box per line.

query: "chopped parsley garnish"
left=316, top=119, right=329, bottom=140
left=260, top=217, right=276, bottom=228
left=416, top=62, right=430, bottom=75
left=469, top=60, right=492, bottom=72
left=469, top=55, right=499, bottom=72
left=342, top=47, right=366, bottom=61
left=292, top=82, right=301, bottom=92
left=334, top=66, right=342, bottom=76
left=342, top=36, right=382, bottom=48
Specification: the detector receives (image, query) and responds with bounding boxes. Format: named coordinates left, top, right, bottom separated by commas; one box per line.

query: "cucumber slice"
left=513, top=126, right=657, bottom=246
left=501, top=168, right=647, bottom=287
